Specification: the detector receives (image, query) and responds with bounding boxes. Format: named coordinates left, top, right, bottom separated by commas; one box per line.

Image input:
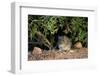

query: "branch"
left=35, top=31, right=52, bottom=49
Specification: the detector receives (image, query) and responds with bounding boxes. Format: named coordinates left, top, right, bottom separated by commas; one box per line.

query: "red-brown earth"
left=28, top=48, right=88, bottom=61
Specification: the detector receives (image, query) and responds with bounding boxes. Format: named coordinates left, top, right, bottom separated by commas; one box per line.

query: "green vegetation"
left=28, top=15, right=88, bottom=50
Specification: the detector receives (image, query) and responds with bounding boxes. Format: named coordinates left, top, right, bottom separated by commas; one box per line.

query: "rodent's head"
left=58, top=36, right=71, bottom=44
left=58, top=36, right=65, bottom=44
left=58, top=36, right=64, bottom=40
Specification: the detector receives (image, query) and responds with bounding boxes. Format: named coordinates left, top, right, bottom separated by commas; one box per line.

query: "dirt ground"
left=28, top=48, right=88, bottom=61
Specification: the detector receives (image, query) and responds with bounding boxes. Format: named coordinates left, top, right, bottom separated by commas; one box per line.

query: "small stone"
left=32, top=47, right=42, bottom=55
left=69, top=49, right=75, bottom=53
left=74, top=42, right=82, bottom=49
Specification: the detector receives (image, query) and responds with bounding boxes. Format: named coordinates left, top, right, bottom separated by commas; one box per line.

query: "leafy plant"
left=28, top=15, right=88, bottom=50
left=70, top=17, right=88, bottom=47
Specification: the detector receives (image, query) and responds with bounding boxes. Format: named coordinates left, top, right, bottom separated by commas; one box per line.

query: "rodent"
left=57, top=35, right=72, bottom=51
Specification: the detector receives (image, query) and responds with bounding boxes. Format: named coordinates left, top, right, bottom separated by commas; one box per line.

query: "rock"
left=69, top=49, right=75, bottom=53
left=32, top=47, right=42, bottom=55
left=74, top=42, right=82, bottom=49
